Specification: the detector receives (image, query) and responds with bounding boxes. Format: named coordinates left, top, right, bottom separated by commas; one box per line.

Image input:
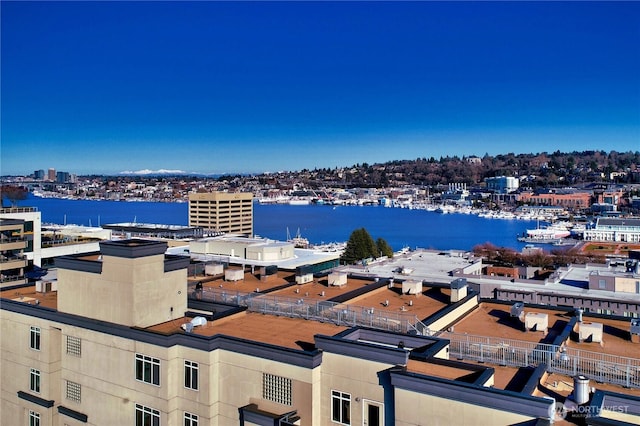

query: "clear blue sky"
left=2, top=1, right=639, bottom=176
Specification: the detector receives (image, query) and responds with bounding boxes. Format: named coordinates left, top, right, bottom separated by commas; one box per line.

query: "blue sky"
left=2, top=1, right=639, bottom=176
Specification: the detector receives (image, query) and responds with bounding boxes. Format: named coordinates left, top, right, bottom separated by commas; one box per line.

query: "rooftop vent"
left=511, top=302, right=524, bottom=318
left=181, top=316, right=207, bottom=333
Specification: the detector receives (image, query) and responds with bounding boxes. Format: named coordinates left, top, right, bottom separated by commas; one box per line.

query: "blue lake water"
left=14, top=195, right=536, bottom=252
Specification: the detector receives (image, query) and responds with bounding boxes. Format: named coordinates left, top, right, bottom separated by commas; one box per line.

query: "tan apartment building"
left=2, top=239, right=640, bottom=426
left=188, top=192, right=253, bottom=237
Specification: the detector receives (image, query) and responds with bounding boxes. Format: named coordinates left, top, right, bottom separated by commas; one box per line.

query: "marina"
left=16, top=194, right=541, bottom=252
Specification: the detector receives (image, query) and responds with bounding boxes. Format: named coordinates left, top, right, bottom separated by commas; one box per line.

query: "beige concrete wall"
left=320, top=352, right=389, bottom=426
left=614, top=276, right=640, bottom=293
left=428, top=295, right=479, bottom=332
left=216, top=350, right=315, bottom=425
left=394, top=387, right=533, bottom=426
left=58, top=253, right=187, bottom=328
left=599, top=408, right=640, bottom=424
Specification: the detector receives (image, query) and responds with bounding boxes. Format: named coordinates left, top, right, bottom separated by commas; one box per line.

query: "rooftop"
left=147, top=311, right=347, bottom=350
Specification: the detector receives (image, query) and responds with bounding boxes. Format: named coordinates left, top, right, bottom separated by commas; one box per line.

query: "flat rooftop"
left=565, top=316, right=640, bottom=358
left=337, top=249, right=476, bottom=284
left=147, top=311, right=347, bottom=350
left=451, top=302, right=572, bottom=343
left=537, top=372, right=640, bottom=398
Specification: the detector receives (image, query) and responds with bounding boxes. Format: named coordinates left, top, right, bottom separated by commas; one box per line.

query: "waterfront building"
left=47, top=168, right=56, bottom=182
left=583, top=218, right=640, bottom=243
left=188, top=191, right=253, bottom=237
left=518, top=190, right=591, bottom=212
left=2, top=240, right=639, bottom=425
left=484, top=176, right=519, bottom=194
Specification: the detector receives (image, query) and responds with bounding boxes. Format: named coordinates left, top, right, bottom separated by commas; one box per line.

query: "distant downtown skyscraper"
left=188, top=191, right=254, bottom=236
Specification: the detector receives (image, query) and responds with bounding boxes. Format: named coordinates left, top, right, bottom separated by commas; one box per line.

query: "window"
left=135, top=354, right=160, bottom=386
left=331, top=390, right=351, bottom=425
left=66, top=380, right=81, bottom=403
left=184, top=412, right=198, bottom=426
left=598, top=279, right=607, bottom=289
left=66, top=336, right=81, bottom=357
left=184, top=360, right=198, bottom=390
left=135, top=404, right=159, bottom=426
left=30, top=326, right=41, bottom=351
left=30, top=368, right=40, bottom=393
left=29, top=410, right=40, bottom=426
left=263, top=373, right=292, bottom=406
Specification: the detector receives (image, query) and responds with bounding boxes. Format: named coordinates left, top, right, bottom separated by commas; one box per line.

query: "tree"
left=376, top=238, right=394, bottom=258
left=1, top=185, right=28, bottom=207
left=340, top=228, right=377, bottom=264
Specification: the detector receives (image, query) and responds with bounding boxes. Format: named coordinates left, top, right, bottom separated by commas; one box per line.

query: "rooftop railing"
left=440, top=331, right=640, bottom=389
left=197, top=287, right=429, bottom=334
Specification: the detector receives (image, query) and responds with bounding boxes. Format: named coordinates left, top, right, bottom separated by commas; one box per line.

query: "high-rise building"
left=47, top=168, right=56, bottom=181
left=188, top=191, right=253, bottom=236
left=33, top=170, right=45, bottom=180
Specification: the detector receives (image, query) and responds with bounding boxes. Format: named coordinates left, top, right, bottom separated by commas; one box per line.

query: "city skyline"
left=2, top=1, right=639, bottom=176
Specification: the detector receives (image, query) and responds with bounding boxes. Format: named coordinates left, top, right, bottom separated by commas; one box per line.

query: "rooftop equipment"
left=450, top=278, right=468, bottom=303
left=181, top=316, right=207, bottom=333
left=225, top=268, right=244, bottom=282
left=205, top=263, right=224, bottom=276
left=631, top=319, right=640, bottom=343
left=402, top=280, right=423, bottom=295
left=328, top=271, right=348, bottom=287
left=578, top=322, right=604, bottom=343
left=573, top=376, right=590, bottom=405
left=511, top=302, right=524, bottom=318
left=524, top=312, right=549, bottom=333
left=295, top=264, right=314, bottom=284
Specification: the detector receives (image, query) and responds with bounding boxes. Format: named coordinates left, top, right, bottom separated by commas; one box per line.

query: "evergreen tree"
left=341, top=228, right=377, bottom=264
left=376, top=238, right=394, bottom=258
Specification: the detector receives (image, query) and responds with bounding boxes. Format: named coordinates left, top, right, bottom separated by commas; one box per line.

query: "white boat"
left=525, top=228, right=571, bottom=240
left=287, top=227, right=310, bottom=248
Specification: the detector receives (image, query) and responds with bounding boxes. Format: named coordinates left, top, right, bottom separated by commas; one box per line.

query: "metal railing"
left=440, top=331, right=640, bottom=389
left=197, top=287, right=429, bottom=334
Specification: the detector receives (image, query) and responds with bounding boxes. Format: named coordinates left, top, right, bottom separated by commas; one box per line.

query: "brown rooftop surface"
left=147, top=311, right=348, bottom=350
left=537, top=372, right=640, bottom=398
left=268, top=279, right=449, bottom=319
left=566, top=317, right=640, bottom=359
left=1, top=285, right=57, bottom=309
left=269, top=277, right=373, bottom=301
left=406, top=359, right=483, bottom=381
left=189, top=270, right=294, bottom=293
left=452, top=303, right=572, bottom=343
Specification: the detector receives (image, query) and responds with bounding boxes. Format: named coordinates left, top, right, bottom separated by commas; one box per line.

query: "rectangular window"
left=262, top=373, right=292, bottom=406
left=184, top=412, right=198, bottom=426
left=331, top=390, right=351, bottom=425
left=598, top=279, right=607, bottom=289
left=135, top=404, right=160, bottom=426
left=184, top=360, right=198, bottom=390
left=66, top=336, right=81, bottom=357
left=135, top=354, right=160, bottom=386
left=66, top=380, right=81, bottom=403
left=30, top=368, right=41, bottom=393
left=29, top=410, right=40, bottom=426
left=30, top=326, right=41, bottom=351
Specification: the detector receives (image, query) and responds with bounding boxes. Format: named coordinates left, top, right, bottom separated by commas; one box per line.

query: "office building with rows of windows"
left=188, top=192, right=254, bottom=237
left=2, top=239, right=640, bottom=426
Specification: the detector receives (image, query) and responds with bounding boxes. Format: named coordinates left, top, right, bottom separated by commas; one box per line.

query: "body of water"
left=13, top=195, right=536, bottom=251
